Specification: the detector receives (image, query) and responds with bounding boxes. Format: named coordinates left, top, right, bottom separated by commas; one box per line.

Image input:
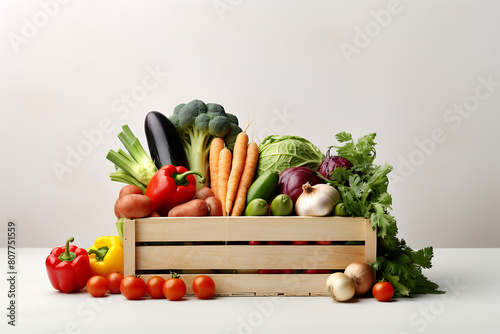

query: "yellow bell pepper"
left=87, top=236, right=123, bottom=277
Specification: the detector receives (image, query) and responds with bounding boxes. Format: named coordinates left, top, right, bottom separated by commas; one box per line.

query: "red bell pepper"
left=45, top=237, right=92, bottom=293
left=145, top=165, right=205, bottom=216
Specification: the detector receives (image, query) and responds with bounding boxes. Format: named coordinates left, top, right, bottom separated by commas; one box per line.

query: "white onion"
left=326, top=272, right=345, bottom=287
left=344, top=262, right=375, bottom=295
left=326, top=273, right=355, bottom=302
left=295, top=183, right=341, bottom=216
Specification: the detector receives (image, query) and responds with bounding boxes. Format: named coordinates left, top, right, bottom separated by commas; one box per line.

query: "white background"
left=1, top=0, right=499, bottom=249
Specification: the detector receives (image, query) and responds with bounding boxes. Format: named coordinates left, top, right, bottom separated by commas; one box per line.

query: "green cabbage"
left=256, top=135, right=325, bottom=177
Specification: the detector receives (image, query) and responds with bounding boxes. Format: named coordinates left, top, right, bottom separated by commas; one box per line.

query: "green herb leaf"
left=332, top=132, right=443, bottom=296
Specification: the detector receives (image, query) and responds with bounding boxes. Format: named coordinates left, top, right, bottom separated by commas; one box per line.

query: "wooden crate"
left=123, top=216, right=376, bottom=296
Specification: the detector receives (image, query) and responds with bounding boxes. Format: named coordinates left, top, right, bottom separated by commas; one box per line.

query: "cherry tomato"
left=86, top=276, right=108, bottom=297
left=280, top=269, right=295, bottom=274
left=315, top=241, right=332, bottom=245
left=106, top=272, right=124, bottom=294
left=292, top=241, right=309, bottom=245
left=147, top=276, right=166, bottom=299
left=372, top=282, right=394, bottom=302
left=249, top=241, right=263, bottom=245
left=163, top=273, right=186, bottom=301
left=266, top=241, right=285, bottom=245
left=302, top=269, right=332, bottom=274
left=120, top=275, right=147, bottom=300
left=257, top=270, right=282, bottom=274
left=257, top=269, right=295, bottom=274
left=192, top=275, right=215, bottom=299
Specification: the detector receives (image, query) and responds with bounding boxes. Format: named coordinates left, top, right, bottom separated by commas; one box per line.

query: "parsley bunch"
left=326, top=132, right=443, bottom=296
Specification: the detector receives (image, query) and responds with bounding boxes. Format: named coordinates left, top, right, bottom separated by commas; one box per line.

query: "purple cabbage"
left=318, top=148, right=353, bottom=181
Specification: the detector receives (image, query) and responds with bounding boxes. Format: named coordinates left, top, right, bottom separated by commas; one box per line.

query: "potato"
left=118, top=194, right=153, bottom=218
left=114, top=198, right=122, bottom=219
left=194, top=187, right=215, bottom=200
left=168, top=199, right=208, bottom=217
left=119, top=185, right=143, bottom=199
left=205, top=196, right=223, bottom=216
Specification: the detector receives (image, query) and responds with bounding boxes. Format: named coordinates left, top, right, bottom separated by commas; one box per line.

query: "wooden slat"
left=309, top=292, right=329, bottom=296
left=135, top=245, right=365, bottom=270
left=123, top=219, right=136, bottom=277
left=133, top=216, right=367, bottom=242
left=365, top=219, right=377, bottom=263
left=138, top=273, right=331, bottom=296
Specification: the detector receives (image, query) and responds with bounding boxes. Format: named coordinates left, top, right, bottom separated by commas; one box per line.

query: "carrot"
left=217, top=148, right=232, bottom=216
left=225, top=132, right=249, bottom=215
left=209, top=138, right=225, bottom=199
left=231, top=142, right=259, bottom=216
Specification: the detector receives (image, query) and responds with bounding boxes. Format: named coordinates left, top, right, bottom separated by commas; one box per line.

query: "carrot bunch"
left=209, top=132, right=259, bottom=216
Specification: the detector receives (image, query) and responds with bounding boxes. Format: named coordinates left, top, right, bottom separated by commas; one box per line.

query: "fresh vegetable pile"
left=46, top=99, right=443, bottom=301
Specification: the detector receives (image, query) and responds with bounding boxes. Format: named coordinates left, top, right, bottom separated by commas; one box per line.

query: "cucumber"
left=244, top=198, right=269, bottom=216
left=245, top=170, right=279, bottom=205
left=144, top=111, right=188, bottom=169
left=270, top=194, right=293, bottom=216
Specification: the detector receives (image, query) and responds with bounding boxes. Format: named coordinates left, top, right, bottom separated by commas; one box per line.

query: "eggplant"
left=144, top=111, right=188, bottom=169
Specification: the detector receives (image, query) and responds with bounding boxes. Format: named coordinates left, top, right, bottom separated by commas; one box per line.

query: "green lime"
left=244, top=198, right=269, bottom=216
left=334, top=202, right=348, bottom=216
left=270, top=194, right=294, bottom=216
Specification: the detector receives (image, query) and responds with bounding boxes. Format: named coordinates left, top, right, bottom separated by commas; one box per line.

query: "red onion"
left=277, top=167, right=324, bottom=204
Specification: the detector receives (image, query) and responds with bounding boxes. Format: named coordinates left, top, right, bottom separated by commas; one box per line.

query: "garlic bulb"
left=295, top=182, right=341, bottom=216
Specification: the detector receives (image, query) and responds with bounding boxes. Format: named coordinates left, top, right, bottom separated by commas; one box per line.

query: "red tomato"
left=86, top=276, right=108, bottom=297
left=163, top=273, right=186, bottom=301
left=372, top=282, right=394, bottom=302
left=249, top=241, right=262, bottom=245
left=302, top=269, right=332, bottom=274
left=257, top=269, right=295, bottom=274
left=257, top=270, right=282, bottom=274
left=120, top=275, right=147, bottom=300
left=147, top=276, right=166, bottom=299
left=315, top=241, right=332, bottom=245
left=192, top=275, right=215, bottom=299
left=281, top=269, right=295, bottom=274
left=106, top=272, right=124, bottom=294
left=292, top=241, right=309, bottom=245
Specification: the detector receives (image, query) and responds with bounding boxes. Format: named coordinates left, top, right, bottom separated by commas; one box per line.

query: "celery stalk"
left=106, top=125, right=157, bottom=189
left=109, top=169, right=147, bottom=193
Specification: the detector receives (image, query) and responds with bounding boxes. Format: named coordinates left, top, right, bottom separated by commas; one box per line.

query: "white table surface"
left=0, top=248, right=499, bottom=334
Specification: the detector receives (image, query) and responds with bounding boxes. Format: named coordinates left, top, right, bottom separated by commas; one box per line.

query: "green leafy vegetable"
left=327, top=132, right=443, bottom=296
left=257, top=135, right=325, bottom=178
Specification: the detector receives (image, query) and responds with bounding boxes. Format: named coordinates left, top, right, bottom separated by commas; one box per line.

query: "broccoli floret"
left=194, top=113, right=210, bottom=132
left=173, top=103, right=185, bottom=115
left=224, top=123, right=243, bottom=152
left=226, top=113, right=239, bottom=126
left=170, top=99, right=242, bottom=189
left=176, top=100, right=207, bottom=130
left=206, top=103, right=226, bottom=119
left=209, top=116, right=231, bottom=137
